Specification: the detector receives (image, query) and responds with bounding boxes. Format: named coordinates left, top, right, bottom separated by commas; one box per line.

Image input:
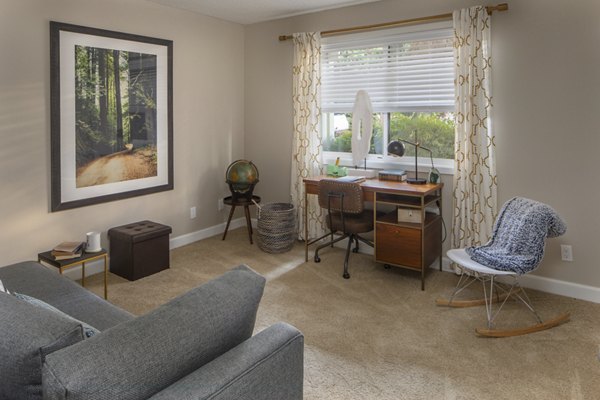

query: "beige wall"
left=245, top=0, right=600, bottom=288
left=0, top=0, right=244, bottom=265
left=2, top=0, right=599, bottom=290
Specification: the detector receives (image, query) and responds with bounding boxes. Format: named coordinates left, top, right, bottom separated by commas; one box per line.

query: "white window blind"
left=321, top=22, right=454, bottom=113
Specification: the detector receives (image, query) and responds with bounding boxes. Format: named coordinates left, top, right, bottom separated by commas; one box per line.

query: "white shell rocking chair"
left=437, top=197, right=570, bottom=337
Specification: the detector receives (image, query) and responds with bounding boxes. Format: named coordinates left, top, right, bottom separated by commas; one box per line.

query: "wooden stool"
left=222, top=195, right=261, bottom=244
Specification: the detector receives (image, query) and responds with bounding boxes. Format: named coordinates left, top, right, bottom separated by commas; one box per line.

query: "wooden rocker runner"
left=438, top=197, right=570, bottom=338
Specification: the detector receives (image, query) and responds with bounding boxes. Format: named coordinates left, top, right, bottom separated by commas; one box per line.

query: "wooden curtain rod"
left=278, top=3, right=508, bottom=41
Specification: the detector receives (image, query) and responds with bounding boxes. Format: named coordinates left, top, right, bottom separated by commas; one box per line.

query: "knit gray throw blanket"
left=465, top=197, right=567, bottom=274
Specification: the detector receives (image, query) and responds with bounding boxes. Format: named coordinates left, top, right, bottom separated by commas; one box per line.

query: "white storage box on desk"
left=397, top=207, right=422, bottom=223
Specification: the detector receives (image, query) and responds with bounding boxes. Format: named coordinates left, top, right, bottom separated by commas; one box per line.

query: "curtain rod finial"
left=488, top=3, right=509, bottom=14
left=279, top=35, right=291, bottom=41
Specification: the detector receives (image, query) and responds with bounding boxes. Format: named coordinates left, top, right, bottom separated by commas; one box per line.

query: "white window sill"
left=323, top=152, right=454, bottom=175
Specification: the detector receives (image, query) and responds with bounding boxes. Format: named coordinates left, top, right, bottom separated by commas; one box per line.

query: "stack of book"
left=378, top=169, right=407, bottom=182
left=336, top=175, right=366, bottom=183
left=51, top=241, right=84, bottom=260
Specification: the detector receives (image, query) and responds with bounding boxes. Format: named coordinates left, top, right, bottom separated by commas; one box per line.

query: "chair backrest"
left=317, top=179, right=364, bottom=214
left=466, top=197, right=567, bottom=274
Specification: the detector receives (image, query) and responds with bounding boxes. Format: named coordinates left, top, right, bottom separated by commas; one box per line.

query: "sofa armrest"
left=43, top=265, right=266, bottom=400
left=149, top=322, right=304, bottom=400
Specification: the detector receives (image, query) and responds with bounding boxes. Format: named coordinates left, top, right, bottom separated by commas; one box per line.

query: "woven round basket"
left=256, top=203, right=296, bottom=253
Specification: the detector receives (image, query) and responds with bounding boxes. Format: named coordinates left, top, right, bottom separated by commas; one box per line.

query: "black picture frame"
left=50, top=21, right=173, bottom=211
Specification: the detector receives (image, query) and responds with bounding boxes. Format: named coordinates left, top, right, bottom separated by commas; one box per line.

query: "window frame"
left=321, top=112, right=454, bottom=175
left=320, top=21, right=455, bottom=175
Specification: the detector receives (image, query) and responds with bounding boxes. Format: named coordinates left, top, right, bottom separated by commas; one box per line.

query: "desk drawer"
left=375, top=223, right=421, bottom=269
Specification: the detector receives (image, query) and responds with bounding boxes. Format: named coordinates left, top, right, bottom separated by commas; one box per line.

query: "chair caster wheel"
left=314, top=255, right=321, bottom=263
left=384, top=264, right=391, bottom=269
left=352, top=248, right=359, bottom=253
left=343, top=272, right=350, bottom=279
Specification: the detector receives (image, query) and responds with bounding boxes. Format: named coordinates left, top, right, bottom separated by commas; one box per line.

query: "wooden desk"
left=303, top=176, right=443, bottom=290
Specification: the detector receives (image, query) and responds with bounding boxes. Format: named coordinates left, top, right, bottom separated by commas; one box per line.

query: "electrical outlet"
left=218, top=198, right=224, bottom=211
left=190, top=206, right=197, bottom=219
left=560, top=245, right=573, bottom=262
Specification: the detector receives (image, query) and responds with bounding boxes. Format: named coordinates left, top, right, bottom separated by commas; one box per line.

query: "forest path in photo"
left=76, top=148, right=157, bottom=188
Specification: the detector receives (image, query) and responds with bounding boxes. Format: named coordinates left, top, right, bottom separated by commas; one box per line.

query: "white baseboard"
left=439, top=257, right=600, bottom=304
left=516, top=274, right=600, bottom=303
left=347, top=242, right=600, bottom=304
left=64, top=222, right=600, bottom=304
left=62, top=218, right=249, bottom=281
left=169, top=217, right=248, bottom=249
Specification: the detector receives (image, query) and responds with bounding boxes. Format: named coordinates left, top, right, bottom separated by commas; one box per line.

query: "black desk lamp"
left=387, top=132, right=432, bottom=185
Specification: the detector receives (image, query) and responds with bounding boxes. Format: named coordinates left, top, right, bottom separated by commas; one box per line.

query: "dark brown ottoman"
left=108, top=220, right=172, bottom=281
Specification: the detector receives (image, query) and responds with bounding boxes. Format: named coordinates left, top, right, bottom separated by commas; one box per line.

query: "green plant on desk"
left=326, top=164, right=347, bottom=177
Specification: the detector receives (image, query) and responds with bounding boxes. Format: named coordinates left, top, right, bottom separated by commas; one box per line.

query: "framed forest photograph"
left=50, top=22, right=173, bottom=211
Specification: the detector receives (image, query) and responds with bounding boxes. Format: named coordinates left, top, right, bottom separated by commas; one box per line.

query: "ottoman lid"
left=108, top=221, right=172, bottom=243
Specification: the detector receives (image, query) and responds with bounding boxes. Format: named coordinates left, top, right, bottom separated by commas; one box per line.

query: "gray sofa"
left=0, top=261, right=303, bottom=399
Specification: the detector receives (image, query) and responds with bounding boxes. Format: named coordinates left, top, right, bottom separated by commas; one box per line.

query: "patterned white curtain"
left=290, top=32, right=326, bottom=240
left=452, top=6, right=498, bottom=249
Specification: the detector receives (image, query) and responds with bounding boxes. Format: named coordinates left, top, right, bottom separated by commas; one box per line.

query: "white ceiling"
left=147, top=0, right=383, bottom=25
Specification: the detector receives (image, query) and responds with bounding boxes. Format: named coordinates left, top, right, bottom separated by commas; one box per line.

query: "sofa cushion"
left=0, top=292, right=85, bottom=400
left=13, top=292, right=100, bottom=338
left=0, top=261, right=133, bottom=330
left=42, top=264, right=266, bottom=400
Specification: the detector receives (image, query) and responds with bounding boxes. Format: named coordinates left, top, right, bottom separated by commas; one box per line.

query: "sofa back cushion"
left=0, top=292, right=85, bottom=400
left=0, top=261, right=133, bottom=331
left=42, top=265, right=266, bottom=400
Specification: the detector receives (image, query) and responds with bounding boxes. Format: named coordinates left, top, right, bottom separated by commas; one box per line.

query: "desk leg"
left=103, top=254, right=108, bottom=300
left=438, top=193, right=443, bottom=271
left=421, top=196, right=425, bottom=291
left=304, top=188, right=309, bottom=262
left=81, top=262, right=85, bottom=287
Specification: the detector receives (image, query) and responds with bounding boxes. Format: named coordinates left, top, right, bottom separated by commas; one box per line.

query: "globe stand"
left=227, top=182, right=257, bottom=202
left=223, top=160, right=260, bottom=244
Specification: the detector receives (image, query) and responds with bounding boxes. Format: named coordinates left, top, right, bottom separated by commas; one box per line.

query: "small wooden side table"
left=222, top=195, right=261, bottom=244
left=38, top=249, right=108, bottom=299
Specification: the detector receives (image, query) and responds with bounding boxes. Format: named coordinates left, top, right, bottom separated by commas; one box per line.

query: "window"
left=321, top=22, right=455, bottom=165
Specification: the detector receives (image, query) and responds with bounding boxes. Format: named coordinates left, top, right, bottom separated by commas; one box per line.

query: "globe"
left=225, top=160, right=259, bottom=199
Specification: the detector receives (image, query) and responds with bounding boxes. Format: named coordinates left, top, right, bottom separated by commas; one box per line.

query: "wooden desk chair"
left=437, top=197, right=570, bottom=337
left=313, top=179, right=374, bottom=279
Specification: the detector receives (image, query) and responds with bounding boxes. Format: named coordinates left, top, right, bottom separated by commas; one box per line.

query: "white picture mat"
left=59, top=30, right=169, bottom=203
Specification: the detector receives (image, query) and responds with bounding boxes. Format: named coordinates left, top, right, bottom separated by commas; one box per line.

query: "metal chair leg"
left=343, top=234, right=353, bottom=279
left=352, top=235, right=359, bottom=253
left=314, top=233, right=349, bottom=263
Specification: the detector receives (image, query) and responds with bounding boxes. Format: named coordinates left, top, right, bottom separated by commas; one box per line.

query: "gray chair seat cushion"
left=0, top=261, right=133, bottom=330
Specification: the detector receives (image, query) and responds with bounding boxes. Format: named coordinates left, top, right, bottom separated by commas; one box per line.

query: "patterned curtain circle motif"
left=452, top=6, right=498, bottom=252
left=291, top=32, right=326, bottom=240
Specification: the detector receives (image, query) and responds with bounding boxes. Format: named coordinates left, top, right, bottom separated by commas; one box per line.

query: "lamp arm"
left=419, top=145, right=433, bottom=154
left=397, top=138, right=432, bottom=154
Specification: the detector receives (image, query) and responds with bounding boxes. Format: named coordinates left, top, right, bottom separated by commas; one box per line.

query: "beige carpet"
left=85, top=227, right=600, bottom=400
